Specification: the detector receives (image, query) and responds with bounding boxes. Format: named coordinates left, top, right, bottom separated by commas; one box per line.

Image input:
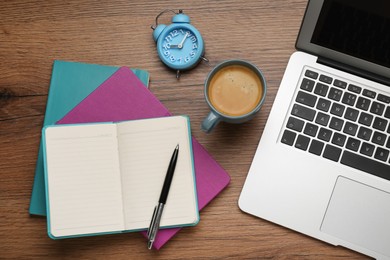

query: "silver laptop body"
left=239, top=0, right=390, bottom=259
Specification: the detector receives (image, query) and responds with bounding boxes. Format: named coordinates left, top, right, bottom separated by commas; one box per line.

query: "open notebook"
left=55, top=66, right=231, bottom=249
left=43, top=116, right=198, bottom=238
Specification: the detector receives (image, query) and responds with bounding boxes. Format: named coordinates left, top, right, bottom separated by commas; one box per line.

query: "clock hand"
left=177, top=32, right=189, bottom=49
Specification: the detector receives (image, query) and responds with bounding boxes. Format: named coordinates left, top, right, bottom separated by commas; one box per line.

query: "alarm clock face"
left=157, top=25, right=204, bottom=70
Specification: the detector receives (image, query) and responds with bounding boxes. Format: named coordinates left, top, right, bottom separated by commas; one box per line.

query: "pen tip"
left=176, top=144, right=179, bottom=149
left=148, top=241, right=153, bottom=250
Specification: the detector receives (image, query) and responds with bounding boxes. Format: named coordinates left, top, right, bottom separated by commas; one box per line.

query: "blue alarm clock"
left=152, top=10, right=207, bottom=78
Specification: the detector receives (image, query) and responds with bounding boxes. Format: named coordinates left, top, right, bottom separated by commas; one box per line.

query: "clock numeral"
left=169, top=55, right=176, bottom=62
left=192, top=43, right=198, bottom=50
left=164, top=50, right=170, bottom=56
left=179, top=29, right=185, bottom=35
left=177, top=57, right=183, bottom=63
left=163, top=43, right=171, bottom=50
left=190, top=51, right=196, bottom=57
left=186, top=31, right=193, bottom=38
left=165, top=35, right=173, bottom=42
left=190, top=36, right=197, bottom=43
left=170, top=30, right=179, bottom=37
left=185, top=56, right=190, bottom=62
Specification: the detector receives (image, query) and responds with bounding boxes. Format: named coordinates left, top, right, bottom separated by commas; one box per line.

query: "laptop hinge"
left=317, top=56, right=390, bottom=87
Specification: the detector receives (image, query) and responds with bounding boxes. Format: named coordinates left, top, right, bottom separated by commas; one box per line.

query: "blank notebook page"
left=44, top=124, right=125, bottom=237
left=117, top=116, right=198, bottom=230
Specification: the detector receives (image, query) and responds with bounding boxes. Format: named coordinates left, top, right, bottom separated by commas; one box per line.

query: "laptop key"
left=341, top=151, right=390, bottom=181
left=374, top=147, right=389, bottom=162
left=281, top=129, right=296, bottom=146
left=372, top=131, right=386, bottom=146
left=291, top=104, right=316, bottom=121
left=356, top=96, right=371, bottom=111
left=373, top=117, right=388, bottom=131
left=300, top=78, right=315, bottom=92
left=319, top=74, right=333, bottom=84
left=309, top=139, right=324, bottom=155
left=330, top=103, right=345, bottom=117
left=296, top=91, right=317, bottom=107
left=295, top=135, right=310, bottom=151
left=357, top=126, right=373, bottom=141
left=358, top=112, right=374, bottom=126
left=314, top=83, right=329, bottom=97
left=286, top=116, right=305, bottom=132
left=315, top=112, right=330, bottom=126
left=370, top=101, right=385, bottom=116
left=323, top=144, right=342, bottom=162
left=348, top=84, right=362, bottom=94
left=377, top=94, right=390, bottom=104
left=332, top=132, right=347, bottom=147
left=329, top=117, right=344, bottom=131
left=360, top=142, right=375, bottom=157
left=371, top=101, right=385, bottom=115
left=362, top=89, right=376, bottom=99
left=305, top=70, right=318, bottom=79
left=304, top=123, right=319, bottom=137
left=318, top=127, right=332, bottom=142
left=343, top=122, right=358, bottom=136
left=333, top=79, right=347, bottom=89
left=346, top=137, right=361, bottom=152
left=328, top=87, right=343, bottom=101
left=316, top=98, right=331, bottom=112
left=345, top=107, right=359, bottom=121
left=342, top=92, right=357, bottom=106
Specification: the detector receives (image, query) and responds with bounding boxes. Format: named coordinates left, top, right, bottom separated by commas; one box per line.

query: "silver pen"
left=147, top=144, right=179, bottom=249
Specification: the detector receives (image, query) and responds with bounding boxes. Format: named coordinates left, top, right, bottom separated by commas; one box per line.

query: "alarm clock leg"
left=176, top=70, right=181, bottom=79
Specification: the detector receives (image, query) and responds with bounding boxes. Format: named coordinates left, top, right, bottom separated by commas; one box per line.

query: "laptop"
left=239, top=0, right=390, bottom=259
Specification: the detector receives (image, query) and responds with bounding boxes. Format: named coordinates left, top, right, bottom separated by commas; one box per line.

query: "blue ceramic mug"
left=201, top=60, right=267, bottom=133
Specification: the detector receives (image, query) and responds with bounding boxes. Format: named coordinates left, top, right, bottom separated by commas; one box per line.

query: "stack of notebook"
left=30, top=60, right=230, bottom=249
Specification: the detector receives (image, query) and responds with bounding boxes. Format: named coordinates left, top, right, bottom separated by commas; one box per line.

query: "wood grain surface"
left=0, top=0, right=369, bottom=259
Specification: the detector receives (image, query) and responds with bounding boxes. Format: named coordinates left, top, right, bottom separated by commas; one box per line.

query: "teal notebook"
left=29, top=60, right=149, bottom=216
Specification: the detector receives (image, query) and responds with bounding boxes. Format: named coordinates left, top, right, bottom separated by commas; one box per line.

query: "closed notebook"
left=43, top=116, right=199, bottom=238
left=56, top=66, right=231, bottom=249
left=30, top=60, right=149, bottom=216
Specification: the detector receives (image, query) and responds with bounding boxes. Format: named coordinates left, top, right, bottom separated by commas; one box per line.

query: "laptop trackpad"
left=321, top=176, right=390, bottom=256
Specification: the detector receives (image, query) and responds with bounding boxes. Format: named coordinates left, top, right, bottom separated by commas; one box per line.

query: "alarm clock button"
left=172, top=13, right=190, bottom=24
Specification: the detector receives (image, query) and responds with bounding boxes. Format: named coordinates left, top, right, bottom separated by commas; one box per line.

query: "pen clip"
left=147, top=204, right=165, bottom=250
left=147, top=206, right=158, bottom=239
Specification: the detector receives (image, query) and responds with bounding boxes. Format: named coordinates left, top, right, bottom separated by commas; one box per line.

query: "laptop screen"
left=311, top=0, right=390, bottom=68
left=296, top=0, right=390, bottom=82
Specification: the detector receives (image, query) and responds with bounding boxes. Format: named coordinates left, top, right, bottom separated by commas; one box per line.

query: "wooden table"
left=0, top=1, right=368, bottom=259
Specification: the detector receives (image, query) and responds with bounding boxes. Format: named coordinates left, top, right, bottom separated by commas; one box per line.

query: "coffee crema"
left=208, top=65, right=263, bottom=117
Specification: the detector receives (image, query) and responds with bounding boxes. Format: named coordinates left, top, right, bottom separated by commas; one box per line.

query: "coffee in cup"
left=201, top=60, right=266, bottom=133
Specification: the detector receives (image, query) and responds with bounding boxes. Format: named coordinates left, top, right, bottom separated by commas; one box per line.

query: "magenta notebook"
left=56, top=67, right=230, bottom=249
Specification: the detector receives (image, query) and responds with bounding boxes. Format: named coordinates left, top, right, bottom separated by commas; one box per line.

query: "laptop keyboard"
left=281, top=68, right=390, bottom=181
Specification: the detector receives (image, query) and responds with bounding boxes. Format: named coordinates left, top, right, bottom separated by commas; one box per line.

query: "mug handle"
left=201, top=111, right=221, bottom=133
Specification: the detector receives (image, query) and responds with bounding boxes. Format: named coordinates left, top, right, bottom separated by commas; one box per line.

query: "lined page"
left=44, top=124, right=125, bottom=237
left=117, top=116, right=198, bottom=230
